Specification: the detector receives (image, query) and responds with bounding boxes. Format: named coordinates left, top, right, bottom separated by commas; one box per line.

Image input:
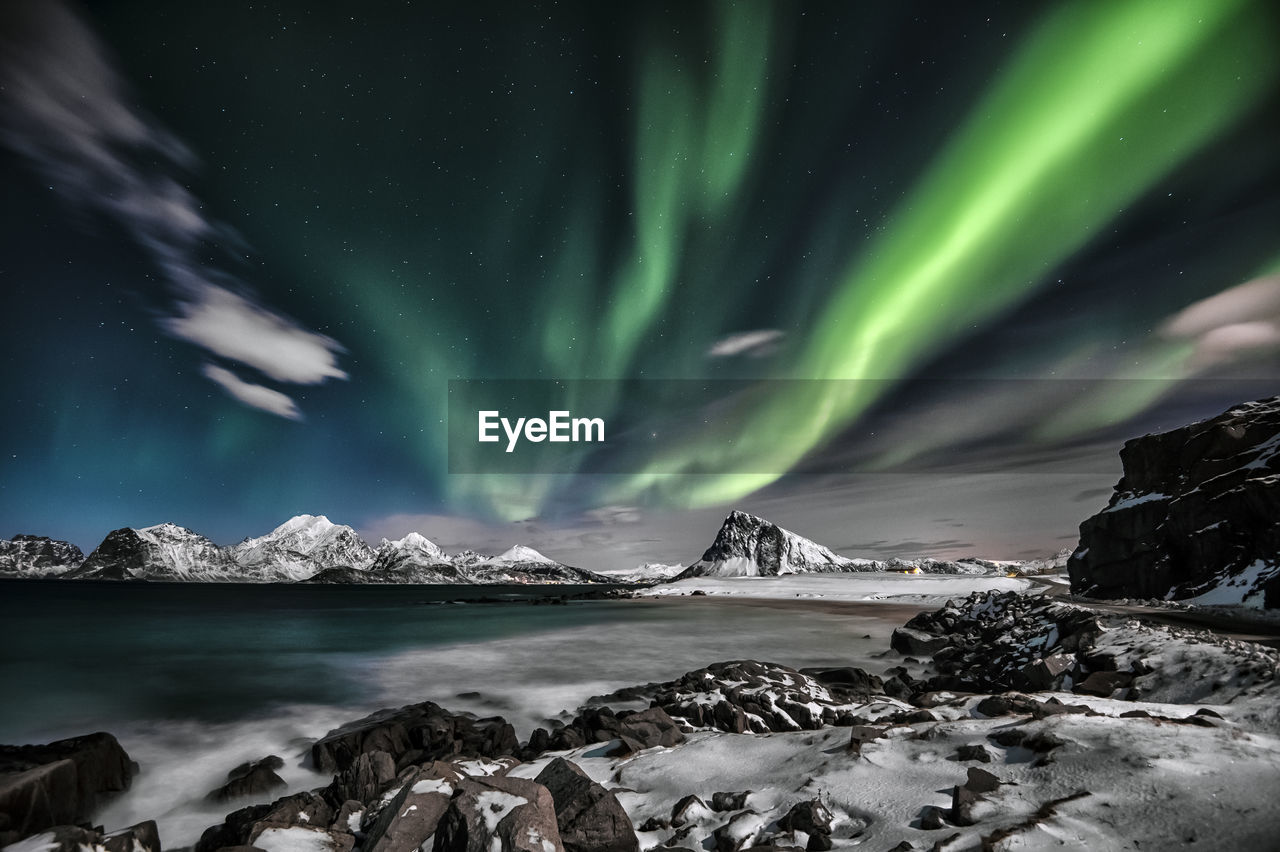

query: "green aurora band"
left=346, top=0, right=1276, bottom=521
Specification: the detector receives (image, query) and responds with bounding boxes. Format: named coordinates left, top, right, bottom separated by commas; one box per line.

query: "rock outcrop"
left=0, top=535, right=84, bottom=577
left=1069, top=397, right=1280, bottom=607
left=0, top=732, right=136, bottom=840
left=310, top=701, right=518, bottom=774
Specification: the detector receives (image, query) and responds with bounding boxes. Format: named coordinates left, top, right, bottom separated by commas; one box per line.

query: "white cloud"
left=708, top=329, right=784, bottom=358
left=0, top=0, right=347, bottom=415
left=1162, top=275, right=1280, bottom=366
left=167, top=285, right=347, bottom=385
left=202, top=363, right=303, bottom=421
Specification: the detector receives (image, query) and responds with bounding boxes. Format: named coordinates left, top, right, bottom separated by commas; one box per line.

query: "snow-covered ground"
left=639, top=572, right=1032, bottom=605
left=506, top=690, right=1280, bottom=851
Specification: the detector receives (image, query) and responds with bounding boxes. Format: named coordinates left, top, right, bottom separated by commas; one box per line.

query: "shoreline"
left=5, top=584, right=1280, bottom=851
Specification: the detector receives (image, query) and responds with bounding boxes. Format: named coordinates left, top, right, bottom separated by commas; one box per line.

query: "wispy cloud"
left=707, top=329, right=784, bottom=358
left=1162, top=274, right=1280, bottom=366
left=202, top=364, right=303, bottom=421
left=0, top=0, right=346, bottom=418
left=167, top=286, right=347, bottom=385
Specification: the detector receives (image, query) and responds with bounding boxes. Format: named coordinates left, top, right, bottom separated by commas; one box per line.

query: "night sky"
left=1, top=0, right=1278, bottom=570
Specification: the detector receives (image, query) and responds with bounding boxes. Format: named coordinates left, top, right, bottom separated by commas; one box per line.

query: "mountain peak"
left=681, top=511, right=853, bottom=578
left=493, top=544, right=555, bottom=564
left=274, top=514, right=335, bottom=534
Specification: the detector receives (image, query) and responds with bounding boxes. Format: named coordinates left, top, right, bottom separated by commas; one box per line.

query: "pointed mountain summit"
left=233, top=514, right=374, bottom=580
left=678, top=510, right=862, bottom=578
left=490, top=545, right=555, bottom=564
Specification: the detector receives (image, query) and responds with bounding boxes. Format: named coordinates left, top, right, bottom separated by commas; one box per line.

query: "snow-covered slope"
left=0, top=535, right=84, bottom=576
left=19, top=517, right=610, bottom=584
left=362, top=532, right=468, bottom=583
left=466, top=544, right=615, bottom=584
left=489, top=545, right=556, bottom=564
left=233, top=514, right=374, bottom=580
left=68, top=523, right=239, bottom=580
left=678, top=511, right=861, bottom=578
left=605, top=562, right=687, bottom=583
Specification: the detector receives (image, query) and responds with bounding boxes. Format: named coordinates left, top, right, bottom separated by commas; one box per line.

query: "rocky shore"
left=4, top=589, right=1279, bottom=852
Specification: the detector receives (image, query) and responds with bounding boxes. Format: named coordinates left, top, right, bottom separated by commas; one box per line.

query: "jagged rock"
left=4, top=822, right=160, bottom=852
left=534, top=758, right=637, bottom=852
left=103, top=821, right=161, bottom=852
left=1075, top=671, right=1134, bottom=696
left=195, top=802, right=273, bottom=852
left=654, top=661, right=877, bottom=735
left=919, top=805, right=947, bottom=830
left=964, top=767, right=1001, bottom=794
left=776, top=799, right=832, bottom=836
left=891, top=628, right=949, bottom=656
left=1069, top=397, right=1280, bottom=607
left=0, top=732, right=135, bottom=837
left=950, top=785, right=984, bottom=827
left=955, top=744, right=995, bottom=763
left=798, top=668, right=884, bottom=700
left=0, top=535, right=84, bottom=576
left=197, top=791, right=339, bottom=852
left=431, top=775, right=563, bottom=852
left=712, top=810, right=765, bottom=852
left=311, top=702, right=517, bottom=774
left=363, top=762, right=461, bottom=852
left=323, top=751, right=397, bottom=806
left=710, top=791, right=751, bottom=812
left=846, top=725, right=886, bottom=756
left=1017, top=655, right=1075, bottom=691
left=614, top=708, right=685, bottom=754
left=670, top=795, right=714, bottom=828
left=207, top=756, right=287, bottom=803
left=250, top=825, right=354, bottom=852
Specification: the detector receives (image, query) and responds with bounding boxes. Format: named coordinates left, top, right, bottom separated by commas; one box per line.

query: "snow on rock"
left=67, top=523, right=239, bottom=581
left=0, top=535, right=84, bottom=577
left=1070, top=395, right=1280, bottom=607
left=490, top=545, right=556, bottom=565
left=233, top=514, right=375, bottom=580
left=676, top=510, right=1003, bottom=580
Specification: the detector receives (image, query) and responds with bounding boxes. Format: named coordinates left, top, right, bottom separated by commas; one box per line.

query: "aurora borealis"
left=1, top=0, right=1278, bottom=568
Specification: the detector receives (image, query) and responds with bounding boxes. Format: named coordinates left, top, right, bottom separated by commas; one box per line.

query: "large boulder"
left=534, top=758, right=637, bottom=852
left=311, top=702, right=518, bottom=774
left=362, top=762, right=461, bottom=852
left=1069, top=397, right=1280, bottom=607
left=0, top=732, right=135, bottom=838
left=323, top=751, right=397, bottom=806
left=206, top=756, right=287, bottom=804
left=431, top=775, right=563, bottom=852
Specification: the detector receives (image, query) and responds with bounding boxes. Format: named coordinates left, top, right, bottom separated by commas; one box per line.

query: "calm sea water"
left=0, top=579, right=902, bottom=845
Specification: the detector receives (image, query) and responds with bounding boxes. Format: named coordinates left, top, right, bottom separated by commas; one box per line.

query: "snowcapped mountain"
left=232, top=514, right=374, bottom=580
left=489, top=545, right=555, bottom=564
left=677, top=511, right=865, bottom=578
left=359, top=532, right=469, bottom=583
left=67, top=523, right=239, bottom=580
left=28, top=515, right=613, bottom=584
left=0, top=535, right=84, bottom=577
left=677, top=510, right=997, bottom=579
left=604, top=562, right=687, bottom=583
